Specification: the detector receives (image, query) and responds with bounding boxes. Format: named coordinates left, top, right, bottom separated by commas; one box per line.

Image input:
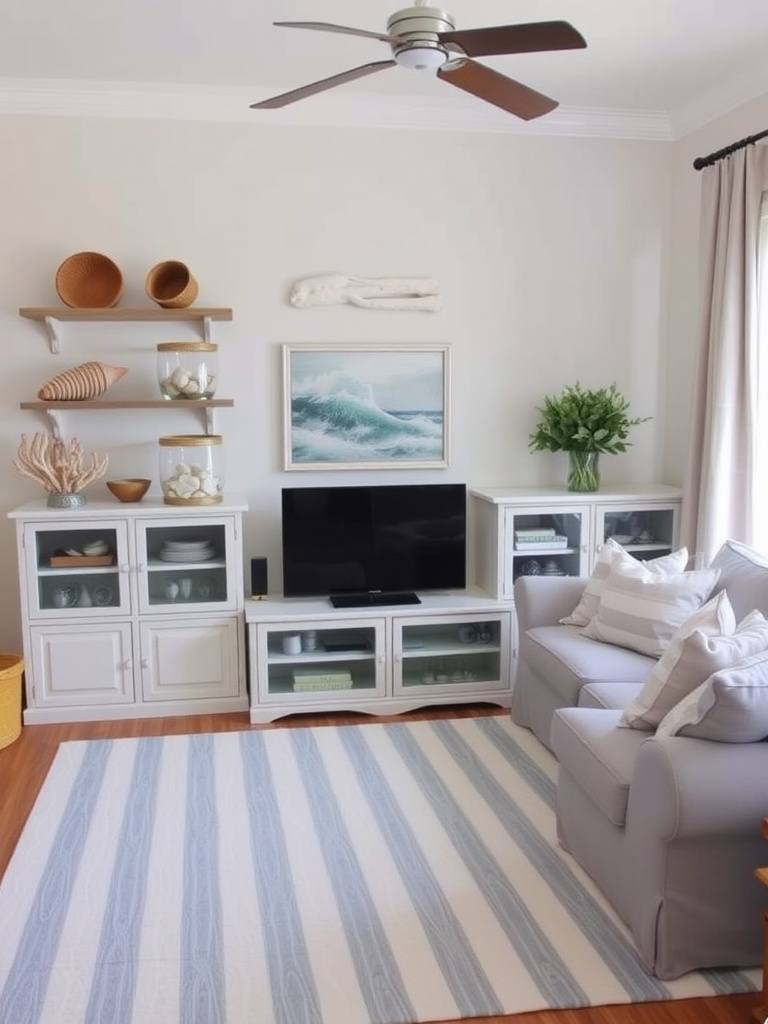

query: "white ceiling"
left=2, top=1, right=768, bottom=138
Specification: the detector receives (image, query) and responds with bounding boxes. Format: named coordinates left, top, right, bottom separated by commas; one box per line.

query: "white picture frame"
left=282, top=343, right=451, bottom=471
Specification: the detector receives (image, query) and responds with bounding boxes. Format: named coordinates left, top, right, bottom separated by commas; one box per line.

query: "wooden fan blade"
left=438, top=20, right=586, bottom=58
left=274, top=21, right=399, bottom=45
left=437, top=59, right=558, bottom=120
left=251, top=61, right=396, bottom=109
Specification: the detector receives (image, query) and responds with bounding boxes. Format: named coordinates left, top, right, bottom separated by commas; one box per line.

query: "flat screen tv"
left=281, top=483, right=466, bottom=607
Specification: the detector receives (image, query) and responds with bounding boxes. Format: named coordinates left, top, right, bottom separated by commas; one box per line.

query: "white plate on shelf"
left=158, top=550, right=216, bottom=563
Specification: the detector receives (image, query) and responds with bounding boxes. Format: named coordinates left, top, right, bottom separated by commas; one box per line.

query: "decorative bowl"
left=145, top=260, right=199, bottom=308
left=55, top=252, right=124, bottom=308
left=106, top=478, right=151, bottom=503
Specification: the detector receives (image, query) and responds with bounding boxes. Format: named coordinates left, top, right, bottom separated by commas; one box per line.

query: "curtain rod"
left=693, top=127, right=768, bottom=170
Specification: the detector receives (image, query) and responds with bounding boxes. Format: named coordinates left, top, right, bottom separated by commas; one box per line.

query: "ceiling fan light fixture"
left=394, top=44, right=449, bottom=70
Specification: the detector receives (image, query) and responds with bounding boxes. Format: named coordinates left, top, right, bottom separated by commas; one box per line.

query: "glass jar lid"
left=159, top=434, right=222, bottom=446
left=156, top=342, right=217, bottom=352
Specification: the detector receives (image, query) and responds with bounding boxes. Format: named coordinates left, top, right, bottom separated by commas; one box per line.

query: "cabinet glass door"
left=393, top=613, right=510, bottom=695
left=595, top=503, right=679, bottom=563
left=137, top=517, right=238, bottom=613
left=504, top=505, right=589, bottom=590
left=25, top=520, right=130, bottom=619
left=257, top=620, right=386, bottom=703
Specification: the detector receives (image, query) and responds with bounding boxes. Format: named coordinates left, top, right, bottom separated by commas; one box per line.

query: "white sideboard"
left=8, top=495, right=249, bottom=723
left=470, top=484, right=683, bottom=601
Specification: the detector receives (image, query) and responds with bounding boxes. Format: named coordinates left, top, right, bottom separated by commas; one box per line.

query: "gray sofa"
left=512, top=540, right=768, bottom=979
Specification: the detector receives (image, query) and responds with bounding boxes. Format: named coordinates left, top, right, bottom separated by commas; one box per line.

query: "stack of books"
left=514, top=527, right=568, bottom=550
left=292, top=667, right=353, bottom=692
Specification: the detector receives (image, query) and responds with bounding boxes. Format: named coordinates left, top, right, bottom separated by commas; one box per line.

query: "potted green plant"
left=528, top=382, right=650, bottom=491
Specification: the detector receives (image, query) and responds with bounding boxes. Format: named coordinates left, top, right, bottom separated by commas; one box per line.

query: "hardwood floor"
left=0, top=703, right=759, bottom=1024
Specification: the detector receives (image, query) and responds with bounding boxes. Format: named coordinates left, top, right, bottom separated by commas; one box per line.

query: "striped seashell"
left=37, top=362, right=128, bottom=401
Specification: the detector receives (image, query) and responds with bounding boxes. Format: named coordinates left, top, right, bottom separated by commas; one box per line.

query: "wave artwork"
left=285, top=346, right=450, bottom=468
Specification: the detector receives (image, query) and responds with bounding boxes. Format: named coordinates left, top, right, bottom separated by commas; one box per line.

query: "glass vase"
left=567, top=451, right=600, bottom=492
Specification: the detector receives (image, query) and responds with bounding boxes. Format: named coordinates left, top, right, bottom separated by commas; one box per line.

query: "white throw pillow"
left=560, top=538, right=689, bottom=627
left=617, top=593, right=768, bottom=730
left=581, top=560, right=720, bottom=658
left=656, top=648, right=768, bottom=742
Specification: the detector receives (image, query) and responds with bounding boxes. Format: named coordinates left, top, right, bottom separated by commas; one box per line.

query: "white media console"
left=245, top=588, right=514, bottom=724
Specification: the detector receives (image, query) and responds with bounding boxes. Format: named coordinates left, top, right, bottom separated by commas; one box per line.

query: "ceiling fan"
left=250, top=2, right=586, bottom=120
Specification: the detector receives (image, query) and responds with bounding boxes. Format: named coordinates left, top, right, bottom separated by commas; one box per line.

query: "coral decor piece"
left=14, top=432, right=108, bottom=496
left=37, top=361, right=127, bottom=401
left=289, top=273, right=440, bottom=311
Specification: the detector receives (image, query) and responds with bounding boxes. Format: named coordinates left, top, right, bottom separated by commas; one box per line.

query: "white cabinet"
left=9, top=496, right=249, bottom=723
left=246, top=591, right=513, bottom=724
left=471, top=485, right=683, bottom=601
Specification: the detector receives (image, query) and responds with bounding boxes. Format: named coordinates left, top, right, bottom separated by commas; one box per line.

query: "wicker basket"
left=55, top=252, right=124, bottom=309
left=145, top=261, right=199, bottom=309
left=0, top=653, right=24, bottom=749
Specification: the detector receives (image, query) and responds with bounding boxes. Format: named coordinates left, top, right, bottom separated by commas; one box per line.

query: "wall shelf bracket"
left=44, top=316, right=61, bottom=354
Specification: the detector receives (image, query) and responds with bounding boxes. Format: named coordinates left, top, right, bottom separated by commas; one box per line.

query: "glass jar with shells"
left=158, top=434, right=224, bottom=505
left=157, top=342, right=218, bottom=400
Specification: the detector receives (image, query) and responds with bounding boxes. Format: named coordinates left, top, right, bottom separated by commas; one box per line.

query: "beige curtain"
left=681, top=144, right=768, bottom=565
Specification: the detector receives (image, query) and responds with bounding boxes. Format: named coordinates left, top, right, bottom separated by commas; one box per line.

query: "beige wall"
left=0, top=113, right=688, bottom=648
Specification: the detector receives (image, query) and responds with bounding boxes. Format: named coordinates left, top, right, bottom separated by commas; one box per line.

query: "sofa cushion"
left=581, top=561, right=720, bottom=658
left=617, top=591, right=738, bottom=729
left=579, top=681, right=644, bottom=710
left=524, top=625, right=655, bottom=707
left=656, top=648, right=768, bottom=742
left=560, top=538, right=689, bottom=627
left=711, top=539, right=768, bottom=621
left=550, top=708, right=649, bottom=825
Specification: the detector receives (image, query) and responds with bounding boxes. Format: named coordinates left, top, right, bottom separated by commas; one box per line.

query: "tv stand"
left=245, top=589, right=514, bottom=723
left=330, top=591, right=421, bottom=609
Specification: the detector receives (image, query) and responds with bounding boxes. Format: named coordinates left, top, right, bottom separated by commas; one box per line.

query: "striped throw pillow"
left=560, top=538, right=689, bottom=627
left=581, top=561, right=720, bottom=658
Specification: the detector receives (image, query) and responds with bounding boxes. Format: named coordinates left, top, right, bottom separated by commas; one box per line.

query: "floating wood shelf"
left=20, top=399, right=234, bottom=437
left=18, top=307, right=233, bottom=352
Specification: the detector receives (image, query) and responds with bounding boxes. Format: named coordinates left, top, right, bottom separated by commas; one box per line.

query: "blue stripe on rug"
left=84, top=736, right=163, bottom=1024
left=0, top=740, right=112, bottom=1023
left=338, top=725, right=517, bottom=1016
left=239, top=730, right=324, bottom=1024
left=369, top=722, right=589, bottom=1008
left=180, top=733, right=225, bottom=1022
left=288, top=727, right=418, bottom=1024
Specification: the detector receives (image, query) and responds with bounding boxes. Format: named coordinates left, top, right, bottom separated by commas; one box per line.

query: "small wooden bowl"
left=106, top=478, right=151, bottom=503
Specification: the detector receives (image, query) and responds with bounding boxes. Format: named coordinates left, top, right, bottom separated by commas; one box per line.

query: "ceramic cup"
left=282, top=634, right=302, bottom=655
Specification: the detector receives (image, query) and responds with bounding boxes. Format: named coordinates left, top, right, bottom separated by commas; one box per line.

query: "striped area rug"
left=0, top=717, right=758, bottom=1024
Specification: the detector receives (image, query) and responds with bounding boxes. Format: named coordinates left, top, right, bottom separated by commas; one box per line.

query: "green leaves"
left=528, top=382, right=650, bottom=455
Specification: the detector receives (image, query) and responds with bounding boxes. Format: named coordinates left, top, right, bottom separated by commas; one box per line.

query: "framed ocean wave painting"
left=282, top=343, right=451, bottom=470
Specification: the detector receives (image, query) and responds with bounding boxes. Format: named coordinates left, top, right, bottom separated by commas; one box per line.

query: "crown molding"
left=0, top=76, right=674, bottom=141
left=670, top=66, right=768, bottom=138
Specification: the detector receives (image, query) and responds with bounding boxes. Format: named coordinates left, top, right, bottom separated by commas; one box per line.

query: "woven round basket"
left=0, top=653, right=24, bottom=749
left=55, top=252, right=124, bottom=309
left=145, top=261, right=199, bottom=309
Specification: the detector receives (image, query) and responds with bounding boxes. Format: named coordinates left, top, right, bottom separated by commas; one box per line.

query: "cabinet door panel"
left=24, top=520, right=131, bottom=619
left=594, top=503, right=680, bottom=564
left=255, top=619, right=386, bottom=704
left=392, top=612, right=511, bottom=696
left=503, top=504, right=589, bottom=596
left=140, top=617, right=240, bottom=701
left=135, top=517, right=240, bottom=614
left=30, top=623, right=134, bottom=705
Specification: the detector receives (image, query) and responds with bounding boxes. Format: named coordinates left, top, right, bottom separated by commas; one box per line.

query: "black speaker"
left=250, top=557, right=268, bottom=600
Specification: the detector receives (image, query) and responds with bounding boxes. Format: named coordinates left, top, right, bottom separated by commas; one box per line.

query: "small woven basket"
left=0, top=653, right=24, bottom=749
left=145, top=261, right=199, bottom=309
left=55, top=252, right=124, bottom=309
